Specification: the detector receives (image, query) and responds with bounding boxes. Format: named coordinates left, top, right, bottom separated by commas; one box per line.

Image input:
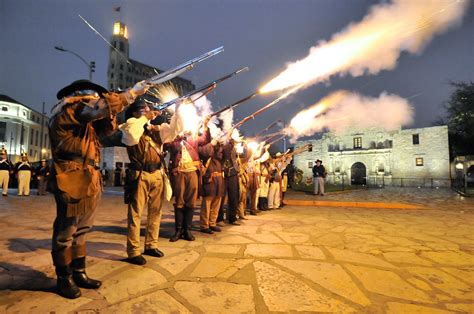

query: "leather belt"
left=57, top=154, right=97, bottom=168
left=131, top=163, right=161, bottom=173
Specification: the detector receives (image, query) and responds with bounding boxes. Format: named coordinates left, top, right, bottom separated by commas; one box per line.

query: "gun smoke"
left=286, top=90, right=414, bottom=141
left=260, top=0, right=469, bottom=93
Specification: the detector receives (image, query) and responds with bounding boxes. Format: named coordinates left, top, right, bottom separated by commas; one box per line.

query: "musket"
left=232, top=85, right=299, bottom=130
left=263, top=133, right=284, bottom=144
left=266, top=134, right=286, bottom=146
left=147, top=46, right=224, bottom=85
left=276, top=143, right=311, bottom=160
left=209, top=92, right=257, bottom=118
left=152, top=67, right=249, bottom=111
left=254, top=119, right=282, bottom=138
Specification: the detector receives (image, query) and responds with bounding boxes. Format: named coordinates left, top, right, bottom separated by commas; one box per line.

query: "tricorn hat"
left=56, top=80, right=108, bottom=100
left=316, top=159, right=322, bottom=163
left=0, top=148, right=7, bottom=155
left=20, top=152, right=28, bottom=157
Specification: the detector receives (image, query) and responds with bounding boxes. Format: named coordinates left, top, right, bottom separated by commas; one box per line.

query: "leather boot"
left=182, top=207, right=195, bottom=241
left=263, top=197, right=269, bottom=210
left=258, top=197, right=266, bottom=211
left=71, top=257, right=102, bottom=289
left=56, top=265, right=81, bottom=299
left=170, top=207, right=184, bottom=242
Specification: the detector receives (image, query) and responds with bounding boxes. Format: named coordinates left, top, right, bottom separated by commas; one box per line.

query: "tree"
left=445, top=81, right=474, bottom=157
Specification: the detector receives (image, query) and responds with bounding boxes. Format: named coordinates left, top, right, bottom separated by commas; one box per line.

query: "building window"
left=416, top=158, right=424, bottom=166
left=110, top=73, right=114, bottom=79
left=110, top=83, right=114, bottom=89
left=119, top=42, right=124, bottom=52
left=413, top=134, right=419, bottom=145
left=119, top=63, right=124, bottom=70
left=111, top=63, right=115, bottom=69
left=113, top=41, right=117, bottom=48
left=308, top=161, right=313, bottom=168
left=35, top=130, right=39, bottom=146
left=353, top=137, right=362, bottom=149
left=2, top=106, right=7, bottom=111
left=29, top=149, right=33, bottom=156
left=119, top=73, right=123, bottom=80
left=0, top=122, right=6, bottom=142
left=30, top=129, right=34, bottom=145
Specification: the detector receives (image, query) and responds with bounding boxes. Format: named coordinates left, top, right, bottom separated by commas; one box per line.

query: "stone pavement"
left=0, top=188, right=473, bottom=313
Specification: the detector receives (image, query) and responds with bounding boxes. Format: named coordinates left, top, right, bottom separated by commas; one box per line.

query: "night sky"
left=1, top=0, right=473, bottom=138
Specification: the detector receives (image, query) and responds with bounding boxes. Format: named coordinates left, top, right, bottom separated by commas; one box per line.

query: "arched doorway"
left=351, top=162, right=366, bottom=185
left=467, top=165, right=474, bottom=187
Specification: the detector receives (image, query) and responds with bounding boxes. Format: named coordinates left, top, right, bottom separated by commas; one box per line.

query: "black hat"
left=56, top=80, right=108, bottom=100
left=316, top=159, right=322, bottom=163
left=125, top=98, right=148, bottom=120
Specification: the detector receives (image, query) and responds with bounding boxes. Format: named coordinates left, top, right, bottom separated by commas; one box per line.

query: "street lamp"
left=54, top=46, right=95, bottom=81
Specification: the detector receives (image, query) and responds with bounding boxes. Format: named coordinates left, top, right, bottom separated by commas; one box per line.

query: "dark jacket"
left=312, top=164, right=326, bottom=178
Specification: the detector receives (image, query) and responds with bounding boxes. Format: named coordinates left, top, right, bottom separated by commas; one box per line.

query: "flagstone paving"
left=0, top=187, right=473, bottom=313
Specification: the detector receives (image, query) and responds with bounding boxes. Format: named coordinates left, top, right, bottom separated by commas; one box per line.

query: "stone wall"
left=293, top=126, right=450, bottom=187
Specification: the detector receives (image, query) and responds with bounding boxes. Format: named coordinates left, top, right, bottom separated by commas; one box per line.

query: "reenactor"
left=36, top=159, right=50, bottom=195
left=14, top=152, right=32, bottom=196
left=49, top=79, right=148, bottom=299
left=0, top=148, right=13, bottom=196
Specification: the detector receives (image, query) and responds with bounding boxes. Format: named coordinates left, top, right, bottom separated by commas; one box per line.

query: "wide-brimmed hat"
left=57, top=80, right=108, bottom=100
left=315, top=159, right=322, bottom=163
left=125, top=98, right=149, bottom=120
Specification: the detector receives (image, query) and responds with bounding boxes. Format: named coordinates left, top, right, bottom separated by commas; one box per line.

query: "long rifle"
left=152, top=67, right=249, bottom=111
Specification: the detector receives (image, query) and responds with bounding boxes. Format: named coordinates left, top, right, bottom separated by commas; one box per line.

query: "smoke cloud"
left=286, top=90, right=414, bottom=141
left=260, top=0, right=470, bottom=93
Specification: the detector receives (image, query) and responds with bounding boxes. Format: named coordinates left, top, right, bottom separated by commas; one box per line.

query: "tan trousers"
left=200, top=196, right=221, bottom=229
left=268, top=181, right=281, bottom=209
left=127, top=170, right=163, bottom=258
left=18, top=170, right=31, bottom=196
left=313, top=177, right=325, bottom=195
left=238, top=184, right=247, bottom=218
left=0, top=170, right=9, bottom=195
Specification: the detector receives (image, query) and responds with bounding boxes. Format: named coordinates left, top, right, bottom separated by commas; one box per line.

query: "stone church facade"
left=293, top=125, right=450, bottom=187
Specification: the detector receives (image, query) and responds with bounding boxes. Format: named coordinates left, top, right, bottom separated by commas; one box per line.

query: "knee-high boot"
left=183, top=207, right=195, bottom=241
left=170, top=207, right=184, bottom=242
left=52, top=248, right=81, bottom=299
left=71, top=257, right=102, bottom=289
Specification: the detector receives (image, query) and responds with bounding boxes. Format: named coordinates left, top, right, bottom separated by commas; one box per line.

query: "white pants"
left=0, top=170, right=9, bottom=195
left=313, top=177, right=325, bottom=195
left=18, top=170, right=31, bottom=196
left=259, top=179, right=269, bottom=197
left=268, top=181, right=281, bottom=209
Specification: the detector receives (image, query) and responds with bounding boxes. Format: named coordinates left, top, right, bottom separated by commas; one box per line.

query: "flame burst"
left=260, top=0, right=468, bottom=93
left=149, top=83, right=180, bottom=110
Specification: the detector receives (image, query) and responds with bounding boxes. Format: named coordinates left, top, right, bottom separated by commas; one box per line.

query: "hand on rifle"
left=203, top=114, right=211, bottom=127
left=144, top=110, right=160, bottom=120
left=129, top=80, right=151, bottom=98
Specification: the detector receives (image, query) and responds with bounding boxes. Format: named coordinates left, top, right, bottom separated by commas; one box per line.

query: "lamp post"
left=54, top=46, right=95, bottom=81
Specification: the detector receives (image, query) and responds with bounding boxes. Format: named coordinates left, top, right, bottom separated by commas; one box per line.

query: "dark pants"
left=224, top=175, right=239, bottom=223
left=51, top=192, right=100, bottom=266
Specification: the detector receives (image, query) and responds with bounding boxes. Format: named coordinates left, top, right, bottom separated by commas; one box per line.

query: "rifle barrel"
left=153, top=67, right=249, bottom=111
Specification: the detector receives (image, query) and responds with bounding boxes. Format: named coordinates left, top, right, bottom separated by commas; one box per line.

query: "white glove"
left=130, top=80, right=150, bottom=98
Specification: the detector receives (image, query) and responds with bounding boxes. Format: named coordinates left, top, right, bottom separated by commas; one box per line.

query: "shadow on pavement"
left=0, top=262, right=55, bottom=292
